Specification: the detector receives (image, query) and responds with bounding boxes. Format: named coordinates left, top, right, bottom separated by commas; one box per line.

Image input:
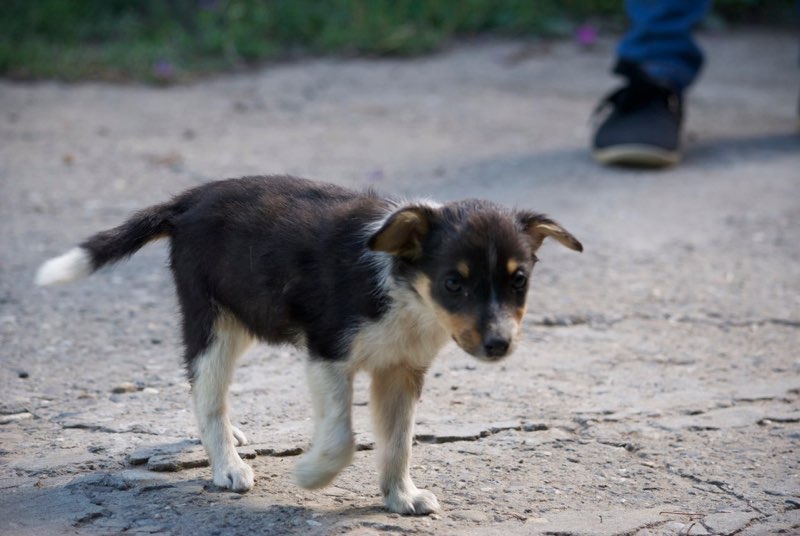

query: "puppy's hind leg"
left=371, top=365, right=439, bottom=515
left=294, top=360, right=355, bottom=489
left=190, top=312, right=255, bottom=491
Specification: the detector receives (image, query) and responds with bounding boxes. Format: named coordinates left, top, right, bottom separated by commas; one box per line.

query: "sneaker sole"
left=592, top=144, right=681, bottom=168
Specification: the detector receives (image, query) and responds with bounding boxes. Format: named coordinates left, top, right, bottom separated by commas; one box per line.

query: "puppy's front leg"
left=371, top=365, right=439, bottom=515
left=294, top=360, right=355, bottom=489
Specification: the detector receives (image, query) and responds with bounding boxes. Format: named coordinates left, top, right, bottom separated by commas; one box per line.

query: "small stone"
left=132, top=441, right=205, bottom=471
left=182, top=484, right=205, bottom=495
left=489, top=421, right=522, bottom=433
left=0, top=412, right=33, bottom=424
left=356, top=440, right=375, bottom=451
left=415, top=424, right=489, bottom=443
left=522, top=422, right=549, bottom=432
left=112, top=382, right=141, bottom=394
left=273, top=445, right=304, bottom=457
left=117, top=469, right=171, bottom=484
left=148, top=450, right=209, bottom=472
left=67, top=473, right=130, bottom=491
left=253, top=444, right=303, bottom=457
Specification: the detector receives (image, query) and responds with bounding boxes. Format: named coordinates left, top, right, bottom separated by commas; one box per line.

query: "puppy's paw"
left=385, top=487, right=440, bottom=515
left=293, top=445, right=353, bottom=490
left=212, top=458, right=254, bottom=492
left=231, top=425, right=248, bottom=447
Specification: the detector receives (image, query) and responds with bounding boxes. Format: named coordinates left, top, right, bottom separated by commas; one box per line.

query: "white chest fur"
left=347, top=285, right=450, bottom=373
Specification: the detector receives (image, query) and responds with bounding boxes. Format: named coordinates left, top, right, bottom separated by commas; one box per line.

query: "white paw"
left=212, top=458, right=254, bottom=492
left=384, top=487, right=440, bottom=515
left=293, top=445, right=354, bottom=490
left=231, top=425, right=248, bottom=446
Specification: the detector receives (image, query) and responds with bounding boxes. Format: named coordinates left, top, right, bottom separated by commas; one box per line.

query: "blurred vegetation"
left=0, top=0, right=795, bottom=82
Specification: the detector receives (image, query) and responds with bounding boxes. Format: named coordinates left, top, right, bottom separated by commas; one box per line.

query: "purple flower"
left=575, top=24, right=598, bottom=47
left=153, top=59, right=176, bottom=81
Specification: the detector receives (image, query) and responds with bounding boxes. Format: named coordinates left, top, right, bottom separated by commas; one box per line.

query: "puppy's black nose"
left=484, top=337, right=510, bottom=358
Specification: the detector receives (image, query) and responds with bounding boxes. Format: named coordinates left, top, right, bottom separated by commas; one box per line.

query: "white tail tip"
left=35, top=247, right=93, bottom=286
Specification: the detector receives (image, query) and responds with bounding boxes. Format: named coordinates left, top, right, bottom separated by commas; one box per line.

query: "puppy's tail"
left=35, top=198, right=183, bottom=286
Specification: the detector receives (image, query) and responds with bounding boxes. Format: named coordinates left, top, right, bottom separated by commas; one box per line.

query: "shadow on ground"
left=1, top=470, right=397, bottom=536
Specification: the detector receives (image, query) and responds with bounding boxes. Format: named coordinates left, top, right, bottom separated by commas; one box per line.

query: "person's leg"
left=591, top=0, right=712, bottom=167
left=618, top=0, right=712, bottom=91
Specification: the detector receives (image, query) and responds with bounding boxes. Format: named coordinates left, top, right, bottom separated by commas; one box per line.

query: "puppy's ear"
left=368, top=206, right=435, bottom=259
left=518, top=212, right=583, bottom=253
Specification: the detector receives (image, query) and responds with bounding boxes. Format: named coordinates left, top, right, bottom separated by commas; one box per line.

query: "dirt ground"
left=1, top=29, right=799, bottom=536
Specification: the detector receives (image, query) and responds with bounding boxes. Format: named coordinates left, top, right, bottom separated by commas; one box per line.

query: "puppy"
left=36, top=175, right=582, bottom=515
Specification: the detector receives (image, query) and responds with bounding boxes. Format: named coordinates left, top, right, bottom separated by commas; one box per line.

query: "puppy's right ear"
left=517, top=211, right=583, bottom=253
left=368, top=206, right=435, bottom=259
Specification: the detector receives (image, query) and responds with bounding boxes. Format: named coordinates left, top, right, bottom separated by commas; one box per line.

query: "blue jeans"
left=617, top=0, right=712, bottom=91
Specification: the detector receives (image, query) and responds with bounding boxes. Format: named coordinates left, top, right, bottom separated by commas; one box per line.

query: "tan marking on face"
left=412, top=274, right=434, bottom=303
left=456, top=261, right=470, bottom=279
left=450, top=316, right=482, bottom=354
left=507, top=258, right=520, bottom=275
left=412, top=275, right=482, bottom=356
left=514, top=305, right=527, bottom=323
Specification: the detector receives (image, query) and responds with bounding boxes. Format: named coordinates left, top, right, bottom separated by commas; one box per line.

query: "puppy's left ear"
left=368, top=206, right=435, bottom=259
left=518, top=212, right=583, bottom=253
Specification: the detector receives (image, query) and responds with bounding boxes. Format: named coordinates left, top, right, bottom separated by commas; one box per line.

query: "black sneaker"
left=592, top=60, right=683, bottom=167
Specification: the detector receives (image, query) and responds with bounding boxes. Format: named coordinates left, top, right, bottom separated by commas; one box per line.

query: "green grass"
left=0, top=0, right=793, bottom=82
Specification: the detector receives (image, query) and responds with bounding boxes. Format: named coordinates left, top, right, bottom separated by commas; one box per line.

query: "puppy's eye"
left=444, top=275, right=463, bottom=293
left=511, top=270, right=527, bottom=291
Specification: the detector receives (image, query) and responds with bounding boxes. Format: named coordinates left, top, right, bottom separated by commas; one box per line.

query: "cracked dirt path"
left=2, top=29, right=799, bottom=535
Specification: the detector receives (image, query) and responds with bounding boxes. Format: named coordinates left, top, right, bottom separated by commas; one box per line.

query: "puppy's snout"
left=483, top=336, right=510, bottom=358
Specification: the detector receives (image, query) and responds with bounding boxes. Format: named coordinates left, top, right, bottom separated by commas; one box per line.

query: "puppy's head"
left=368, top=200, right=582, bottom=362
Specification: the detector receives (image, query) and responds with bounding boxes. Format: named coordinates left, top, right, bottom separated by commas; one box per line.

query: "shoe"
left=592, top=60, right=683, bottom=167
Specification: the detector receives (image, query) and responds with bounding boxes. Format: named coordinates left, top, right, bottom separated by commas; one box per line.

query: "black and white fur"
left=36, top=176, right=582, bottom=514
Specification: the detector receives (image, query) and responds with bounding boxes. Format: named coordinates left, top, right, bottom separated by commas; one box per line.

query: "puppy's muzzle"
left=475, top=312, right=520, bottom=361
left=483, top=336, right=510, bottom=358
